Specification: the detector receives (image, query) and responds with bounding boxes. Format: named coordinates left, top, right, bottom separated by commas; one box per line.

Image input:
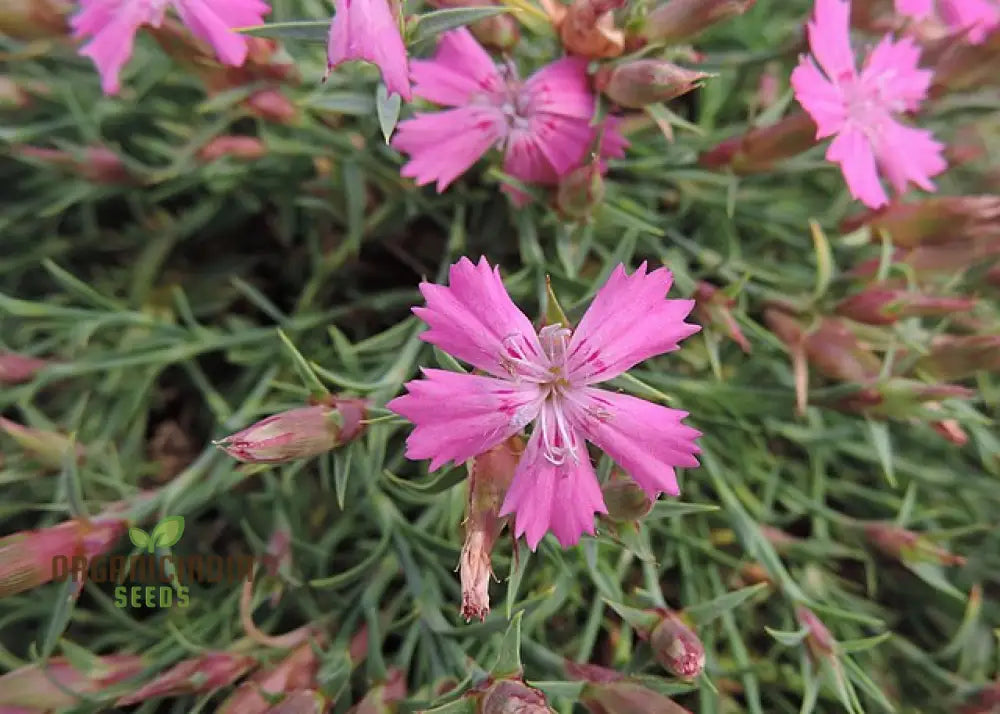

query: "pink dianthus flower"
left=391, top=28, right=627, bottom=201
left=791, top=0, right=947, bottom=208
left=327, top=0, right=411, bottom=100
left=387, top=258, right=702, bottom=550
left=896, top=0, right=1000, bottom=44
left=72, top=0, right=271, bottom=95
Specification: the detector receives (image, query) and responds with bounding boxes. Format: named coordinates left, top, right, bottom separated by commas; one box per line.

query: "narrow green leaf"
left=683, top=582, right=770, bottom=627
left=236, top=20, right=329, bottom=42
left=866, top=418, right=896, bottom=488
left=604, top=600, right=660, bottom=635
left=647, top=501, right=720, bottom=519
left=411, top=7, right=509, bottom=43
left=278, top=329, right=330, bottom=398
left=839, top=631, right=892, bottom=654
left=505, top=546, right=531, bottom=620
left=765, top=626, right=809, bottom=646
left=808, top=219, right=833, bottom=301
left=419, top=699, right=477, bottom=714
left=375, top=84, right=402, bottom=143
left=490, top=611, right=524, bottom=679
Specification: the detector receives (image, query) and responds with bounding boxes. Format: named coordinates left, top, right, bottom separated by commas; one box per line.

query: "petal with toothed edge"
left=873, top=119, right=947, bottom=196
left=565, top=263, right=700, bottom=385
left=568, top=387, right=701, bottom=499
left=407, top=257, right=547, bottom=379
left=860, top=36, right=931, bottom=113
left=827, top=123, right=888, bottom=209
left=386, top=369, right=543, bottom=472
left=75, top=1, right=152, bottom=95
left=791, top=58, right=846, bottom=139
left=499, top=428, right=607, bottom=550
left=173, top=0, right=270, bottom=66
left=807, top=0, right=857, bottom=82
left=410, top=28, right=505, bottom=106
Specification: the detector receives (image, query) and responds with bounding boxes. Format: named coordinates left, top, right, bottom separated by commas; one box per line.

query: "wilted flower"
left=594, top=60, right=708, bottom=108
left=198, top=135, right=267, bottom=162
left=835, top=288, right=976, bottom=324
left=0, top=352, right=49, bottom=384
left=480, top=680, right=554, bottom=714
left=215, top=399, right=367, bottom=464
left=791, top=0, right=946, bottom=208
left=895, top=0, right=1000, bottom=44
left=391, top=29, right=627, bottom=202
left=632, top=0, right=757, bottom=45
left=865, top=521, right=967, bottom=565
left=71, top=0, right=271, bottom=95
left=326, top=0, right=411, bottom=100
left=840, top=195, right=1000, bottom=247
left=557, top=0, right=627, bottom=58
left=699, top=112, right=818, bottom=173
left=0, top=654, right=145, bottom=711
left=388, top=258, right=701, bottom=550
left=116, top=651, right=257, bottom=706
left=649, top=610, right=706, bottom=679
left=217, top=642, right=319, bottom=714
left=567, top=661, right=693, bottom=714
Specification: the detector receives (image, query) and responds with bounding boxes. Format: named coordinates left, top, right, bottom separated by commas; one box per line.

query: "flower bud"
left=595, top=60, right=708, bottom=109
left=915, top=335, right=1000, bottom=381
left=198, top=136, right=267, bottom=162
left=0, top=0, right=69, bottom=39
left=558, top=0, right=627, bottom=58
left=958, top=681, right=1000, bottom=714
left=215, top=400, right=367, bottom=464
left=699, top=112, right=817, bottom=173
left=0, top=516, right=128, bottom=597
left=835, top=288, right=977, bottom=325
left=0, top=352, right=49, bottom=384
left=116, top=652, right=257, bottom=706
left=832, top=379, right=974, bottom=419
left=566, top=661, right=693, bottom=714
left=268, top=690, right=332, bottom=714
left=0, top=655, right=145, bottom=710
left=762, top=305, right=809, bottom=415
left=0, top=417, right=86, bottom=469
left=864, top=522, right=966, bottom=566
left=14, top=145, right=133, bottom=184
left=649, top=611, right=705, bottom=679
left=795, top=607, right=836, bottom=661
left=218, top=642, right=319, bottom=714
left=556, top=160, right=605, bottom=220
left=480, top=679, right=554, bottom=714
left=461, top=435, right=522, bottom=621
left=802, top=318, right=881, bottom=384
left=634, top=0, right=757, bottom=45
left=601, top=473, right=653, bottom=522
left=246, top=89, right=299, bottom=124
left=930, top=417, right=968, bottom=445
left=347, top=668, right=406, bottom=714
left=427, top=0, right=520, bottom=49
left=840, top=195, right=1000, bottom=247
left=849, top=240, right=1000, bottom=281
left=925, top=27, right=1000, bottom=97
left=694, top=282, right=750, bottom=353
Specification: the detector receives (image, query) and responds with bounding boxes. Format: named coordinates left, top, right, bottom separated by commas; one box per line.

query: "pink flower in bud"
left=840, top=195, right=1000, bottom=247
left=557, top=0, right=627, bottom=58
left=601, top=472, right=654, bottom=522
left=461, top=435, right=523, bottom=622
left=930, top=417, right=969, bottom=445
left=326, top=0, right=411, bottom=101
left=694, top=282, right=751, bottom=353
left=71, top=0, right=271, bottom=95
left=594, top=60, right=708, bottom=109
left=0, top=516, right=127, bottom=597
left=116, top=651, right=257, bottom=706
left=649, top=611, right=705, bottom=679
left=835, top=288, right=977, bottom=325
left=387, top=258, right=701, bottom=550
left=803, top=318, right=882, bottom=384
left=0, top=655, right=145, bottom=711
left=215, top=399, right=367, bottom=464
left=916, top=334, right=1000, bottom=380
left=792, top=0, right=946, bottom=209
left=0, top=417, right=86, bottom=470
left=246, top=89, right=298, bottom=124
left=795, top=607, right=837, bottom=661
left=198, top=135, right=267, bottom=162
left=480, top=680, right=554, bottom=714
left=923, top=25, right=1000, bottom=96
left=865, top=522, right=967, bottom=565
left=699, top=112, right=818, bottom=173
left=217, top=642, right=319, bottom=714
left=895, top=0, right=1000, bottom=44
left=634, top=0, right=757, bottom=45
left=347, top=668, right=407, bottom=714
left=555, top=156, right=606, bottom=221
left=566, top=661, right=693, bottom=714
left=0, top=352, right=49, bottom=384
left=958, top=680, right=1000, bottom=714
left=14, top=145, right=133, bottom=184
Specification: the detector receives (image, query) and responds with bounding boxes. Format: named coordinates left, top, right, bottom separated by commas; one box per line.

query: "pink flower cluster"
left=896, top=0, right=1000, bottom=43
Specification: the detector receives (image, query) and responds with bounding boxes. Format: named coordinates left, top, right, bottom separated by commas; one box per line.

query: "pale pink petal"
left=521, top=57, right=595, bottom=119
left=327, top=0, right=411, bottom=101
left=499, top=428, right=606, bottom=550
left=873, top=119, right=947, bottom=194
left=411, top=29, right=505, bottom=106
left=503, top=115, right=592, bottom=189
left=827, top=123, right=889, bottom=208
left=173, top=0, right=270, bottom=66
left=807, top=0, right=857, bottom=81
left=791, top=58, right=847, bottom=138
left=565, top=263, right=700, bottom=385
left=568, top=388, right=701, bottom=498
left=408, top=257, right=546, bottom=379
left=392, top=107, right=506, bottom=191
left=74, top=1, right=154, bottom=95
left=939, top=0, right=1000, bottom=42
left=386, top=369, right=542, bottom=471
left=860, top=36, right=931, bottom=112
left=895, top=0, right=934, bottom=18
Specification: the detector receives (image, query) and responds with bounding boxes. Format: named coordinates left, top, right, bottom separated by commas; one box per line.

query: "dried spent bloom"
left=649, top=611, right=706, bottom=679
left=791, top=0, right=947, bottom=208
left=327, top=0, right=410, bottom=100
left=71, top=0, right=271, bottom=95
left=895, top=0, right=1000, bottom=44
left=835, top=288, right=977, bottom=324
left=0, top=352, right=49, bottom=384
left=558, top=0, right=627, bottom=58
left=0, top=655, right=145, bottom=711
left=840, top=195, right=1000, bottom=247
left=215, top=400, right=367, bottom=463
left=198, top=135, right=267, bottom=162
left=594, top=59, right=708, bottom=109
left=480, top=680, right=555, bottom=714
left=116, top=651, right=257, bottom=706
left=698, top=112, right=818, bottom=173
left=388, top=258, right=701, bottom=550
left=217, top=642, right=319, bottom=714
left=634, top=0, right=757, bottom=45
left=391, top=29, right=627, bottom=202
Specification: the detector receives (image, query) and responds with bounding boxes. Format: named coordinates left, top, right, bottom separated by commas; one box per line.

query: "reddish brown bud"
left=636, top=0, right=757, bottom=44
left=198, top=136, right=267, bottom=162
left=925, top=27, right=1000, bottom=97
left=832, top=379, right=974, bottom=419
left=461, top=435, right=522, bottom=621
left=694, top=282, right=751, bottom=353
left=0, top=0, right=69, bottom=39
left=601, top=473, right=653, bottom=522
left=567, top=662, right=693, bottom=714
left=0, top=516, right=128, bottom=597
left=558, top=0, right=627, bottom=58
left=650, top=611, right=705, bottom=679
left=556, top=159, right=605, bottom=220
left=802, top=318, right=881, bottom=384
left=116, top=652, right=257, bottom=706
left=865, top=522, right=967, bottom=566
left=841, top=196, right=1000, bottom=247
left=930, top=418, right=969, bottom=445
left=246, top=89, right=299, bottom=124
left=347, top=668, right=407, bottom=714
left=795, top=607, right=836, bottom=661
left=215, top=400, right=368, bottom=463
left=763, top=306, right=809, bottom=414
left=699, top=112, right=817, bottom=173
left=0, top=417, right=86, bottom=469
left=480, top=680, right=555, bottom=714
left=218, top=642, right=319, bottom=714
left=0, top=352, right=49, bottom=384
left=835, top=288, right=977, bottom=325
left=916, top=335, right=1000, bottom=381
left=14, top=145, right=133, bottom=184
left=595, top=60, right=708, bottom=109
left=0, top=655, right=145, bottom=710
left=958, top=681, right=1000, bottom=714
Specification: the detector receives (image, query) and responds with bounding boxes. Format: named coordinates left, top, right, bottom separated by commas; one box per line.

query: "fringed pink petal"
left=521, top=56, right=595, bottom=119
left=827, top=123, right=889, bottom=208
left=874, top=119, right=947, bottom=195
left=806, top=0, right=857, bottom=81
left=791, top=58, right=847, bottom=138
left=173, top=0, right=270, bottom=66
left=411, top=28, right=504, bottom=106
left=327, top=0, right=411, bottom=101
left=860, top=36, right=932, bottom=112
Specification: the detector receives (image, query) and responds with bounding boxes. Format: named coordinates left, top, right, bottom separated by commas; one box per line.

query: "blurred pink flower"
left=387, top=258, right=701, bottom=550
left=327, top=0, right=411, bottom=100
left=896, top=0, right=1000, bottom=43
left=391, top=28, right=626, bottom=202
left=72, top=0, right=271, bottom=95
left=791, top=0, right=946, bottom=208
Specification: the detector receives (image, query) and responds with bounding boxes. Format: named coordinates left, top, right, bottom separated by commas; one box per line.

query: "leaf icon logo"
left=128, top=516, right=185, bottom=553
